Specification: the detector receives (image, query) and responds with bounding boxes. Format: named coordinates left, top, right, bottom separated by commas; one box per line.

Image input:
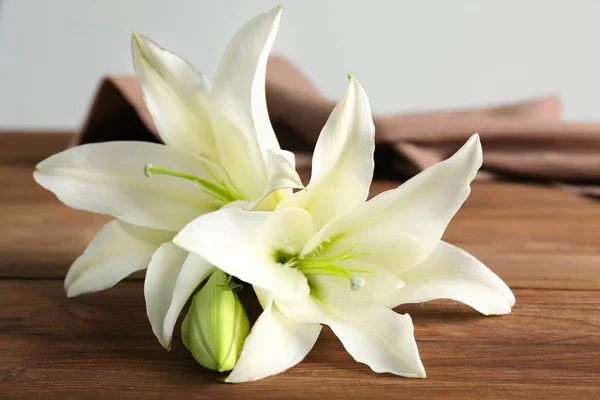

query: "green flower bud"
left=181, top=270, right=249, bottom=372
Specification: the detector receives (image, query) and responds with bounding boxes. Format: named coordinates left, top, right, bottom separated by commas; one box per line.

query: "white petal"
left=387, top=241, right=515, bottom=315
left=272, top=149, right=296, bottom=168
left=225, top=302, right=321, bottom=383
left=284, top=77, right=374, bottom=229
left=265, top=207, right=316, bottom=255
left=213, top=6, right=282, bottom=154
left=276, top=294, right=331, bottom=325
left=160, top=254, right=214, bottom=346
left=322, top=133, right=482, bottom=274
left=34, top=142, right=223, bottom=231
left=253, top=286, right=273, bottom=309
left=65, top=220, right=172, bottom=297
left=210, top=7, right=283, bottom=200
left=174, top=208, right=310, bottom=302
left=276, top=296, right=425, bottom=377
left=249, top=149, right=304, bottom=211
left=326, top=305, right=426, bottom=378
left=264, top=150, right=303, bottom=192
left=144, top=243, right=185, bottom=347
left=132, top=33, right=218, bottom=160
left=145, top=248, right=214, bottom=348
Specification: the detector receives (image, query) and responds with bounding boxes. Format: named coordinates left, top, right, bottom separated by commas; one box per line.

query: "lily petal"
left=387, top=241, right=515, bottom=315
left=271, top=149, right=296, bottom=168
left=131, top=33, right=217, bottom=160
left=34, top=142, right=222, bottom=231
left=144, top=243, right=185, bottom=347
left=264, top=150, right=303, bottom=192
left=284, top=77, right=374, bottom=229
left=276, top=296, right=425, bottom=377
left=225, top=302, right=321, bottom=383
left=174, top=208, right=310, bottom=302
left=161, top=254, right=214, bottom=347
left=275, top=294, right=330, bottom=325
left=145, top=246, right=214, bottom=348
left=322, top=133, right=482, bottom=274
left=326, top=304, right=426, bottom=378
left=253, top=286, right=274, bottom=309
left=249, top=149, right=304, bottom=211
left=64, top=220, right=173, bottom=297
left=212, top=6, right=282, bottom=154
left=210, top=6, right=283, bottom=199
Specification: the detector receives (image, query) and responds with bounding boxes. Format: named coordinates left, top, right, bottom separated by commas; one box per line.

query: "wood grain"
left=1, top=132, right=600, bottom=399
left=1, top=280, right=598, bottom=399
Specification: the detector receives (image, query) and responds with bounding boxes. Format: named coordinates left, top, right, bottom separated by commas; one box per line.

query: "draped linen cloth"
left=74, top=57, right=600, bottom=196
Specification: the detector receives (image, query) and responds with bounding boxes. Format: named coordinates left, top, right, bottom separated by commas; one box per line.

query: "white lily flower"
left=174, top=77, right=515, bottom=382
left=33, top=6, right=301, bottom=350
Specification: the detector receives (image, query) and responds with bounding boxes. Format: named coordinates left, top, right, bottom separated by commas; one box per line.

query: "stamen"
left=300, top=262, right=372, bottom=291
left=275, top=243, right=373, bottom=291
left=299, top=264, right=353, bottom=279
left=143, top=163, right=243, bottom=202
left=200, top=162, right=244, bottom=200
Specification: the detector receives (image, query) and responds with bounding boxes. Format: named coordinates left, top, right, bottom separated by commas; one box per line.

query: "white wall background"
left=1, top=0, right=600, bottom=130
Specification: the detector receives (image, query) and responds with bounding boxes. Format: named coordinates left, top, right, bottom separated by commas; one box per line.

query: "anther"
left=144, top=163, right=154, bottom=178
left=350, top=275, right=366, bottom=291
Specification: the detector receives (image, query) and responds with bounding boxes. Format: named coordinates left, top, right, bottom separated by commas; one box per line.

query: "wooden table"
left=1, top=133, right=599, bottom=399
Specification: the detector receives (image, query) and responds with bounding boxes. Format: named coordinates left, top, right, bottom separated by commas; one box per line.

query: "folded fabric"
left=75, top=56, right=600, bottom=196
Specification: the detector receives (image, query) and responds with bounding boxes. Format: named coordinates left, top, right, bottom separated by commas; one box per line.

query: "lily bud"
left=181, top=270, right=250, bottom=372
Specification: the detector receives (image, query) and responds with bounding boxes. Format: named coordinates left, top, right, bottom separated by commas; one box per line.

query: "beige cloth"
left=75, top=57, right=600, bottom=196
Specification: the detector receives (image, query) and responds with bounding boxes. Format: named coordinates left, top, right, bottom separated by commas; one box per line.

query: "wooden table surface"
left=1, top=133, right=599, bottom=399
